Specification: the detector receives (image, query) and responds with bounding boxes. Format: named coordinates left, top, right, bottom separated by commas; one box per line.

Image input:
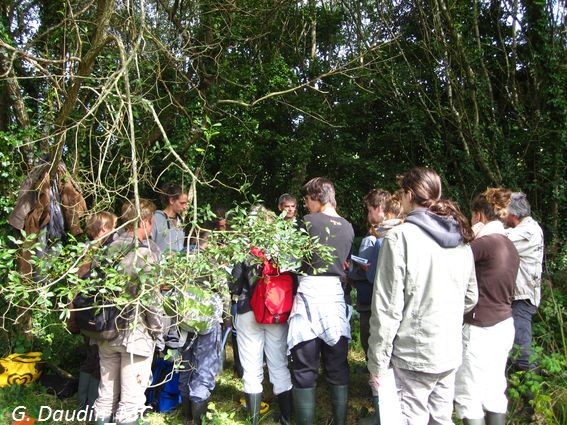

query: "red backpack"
left=249, top=248, right=295, bottom=324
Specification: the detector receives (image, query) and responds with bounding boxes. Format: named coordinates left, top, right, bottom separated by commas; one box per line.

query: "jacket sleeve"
left=367, top=232, right=405, bottom=377
left=463, top=245, right=478, bottom=314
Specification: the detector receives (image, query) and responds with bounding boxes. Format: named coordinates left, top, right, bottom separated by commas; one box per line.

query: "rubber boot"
left=330, top=384, right=348, bottom=425
left=77, top=371, right=91, bottom=408
left=485, top=412, right=506, bottom=425
left=192, top=399, right=209, bottom=425
left=180, top=396, right=192, bottom=424
left=245, top=392, right=262, bottom=425
left=87, top=377, right=100, bottom=407
left=277, top=389, right=292, bottom=425
left=358, top=396, right=380, bottom=425
left=293, top=387, right=316, bottom=425
left=462, top=419, right=486, bottom=425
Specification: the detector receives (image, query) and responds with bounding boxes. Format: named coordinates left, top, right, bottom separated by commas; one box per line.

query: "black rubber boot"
left=277, top=389, right=292, bottom=425
left=181, top=396, right=192, bottom=424
left=293, top=387, right=316, bottom=425
left=485, top=412, right=506, bottom=425
left=358, top=396, right=380, bottom=425
left=245, top=392, right=262, bottom=425
left=191, top=399, right=209, bottom=425
left=330, top=384, right=348, bottom=425
left=462, top=418, right=486, bottom=425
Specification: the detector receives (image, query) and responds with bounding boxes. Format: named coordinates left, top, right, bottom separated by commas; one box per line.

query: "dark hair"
left=159, top=183, right=184, bottom=208
left=508, top=192, right=531, bottom=218
left=471, top=188, right=511, bottom=221
left=364, top=189, right=391, bottom=209
left=303, top=177, right=336, bottom=207
left=400, top=167, right=473, bottom=242
left=278, top=193, right=297, bottom=206
left=398, top=167, right=441, bottom=207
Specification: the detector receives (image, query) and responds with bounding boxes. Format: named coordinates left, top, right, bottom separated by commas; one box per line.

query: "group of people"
left=73, top=167, right=544, bottom=425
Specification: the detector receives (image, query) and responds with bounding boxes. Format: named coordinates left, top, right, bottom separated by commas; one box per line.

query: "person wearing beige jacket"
left=365, top=168, right=478, bottom=425
left=92, top=199, right=163, bottom=425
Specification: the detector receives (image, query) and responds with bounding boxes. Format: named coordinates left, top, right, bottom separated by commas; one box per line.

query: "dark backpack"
left=249, top=248, right=295, bottom=324
left=73, top=244, right=135, bottom=340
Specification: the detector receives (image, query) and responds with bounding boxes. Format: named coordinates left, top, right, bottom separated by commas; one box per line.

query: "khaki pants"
left=394, top=366, right=456, bottom=425
left=93, top=342, right=153, bottom=422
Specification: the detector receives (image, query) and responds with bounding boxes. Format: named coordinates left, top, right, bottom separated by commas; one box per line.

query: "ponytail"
left=429, top=199, right=474, bottom=243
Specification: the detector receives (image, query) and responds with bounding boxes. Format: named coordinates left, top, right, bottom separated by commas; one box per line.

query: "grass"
left=1, top=320, right=565, bottom=424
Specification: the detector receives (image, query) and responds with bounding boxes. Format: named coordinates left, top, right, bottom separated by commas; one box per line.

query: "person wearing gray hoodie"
left=365, top=167, right=478, bottom=425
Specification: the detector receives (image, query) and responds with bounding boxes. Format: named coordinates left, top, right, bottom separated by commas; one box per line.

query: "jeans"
left=178, top=326, right=221, bottom=402
left=511, top=300, right=537, bottom=371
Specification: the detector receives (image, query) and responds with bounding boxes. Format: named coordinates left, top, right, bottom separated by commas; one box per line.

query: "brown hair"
left=471, top=188, right=511, bottom=221
left=398, top=167, right=442, bottom=207
left=364, top=189, right=391, bottom=209
left=158, top=183, right=184, bottom=208
left=400, top=167, right=473, bottom=243
left=85, top=211, right=117, bottom=240
left=303, top=177, right=336, bottom=207
left=121, top=198, right=157, bottom=230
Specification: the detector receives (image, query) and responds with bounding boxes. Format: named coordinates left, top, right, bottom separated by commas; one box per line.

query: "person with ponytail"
left=365, top=167, right=478, bottom=425
left=454, top=188, right=519, bottom=425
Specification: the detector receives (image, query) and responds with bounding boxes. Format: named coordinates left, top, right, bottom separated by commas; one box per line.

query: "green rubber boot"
left=485, top=412, right=506, bottom=425
left=462, top=418, right=486, bottom=425
left=293, top=387, right=316, bottom=425
left=330, top=384, right=348, bottom=425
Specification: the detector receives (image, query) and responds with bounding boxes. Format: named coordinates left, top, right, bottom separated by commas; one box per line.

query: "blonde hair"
left=384, top=190, right=403, bottom=218
left=120, top=198, right=157, bottom=230
left=471, top=188, right=511, bottom=221
left=85, top=211, right=117, bottom=240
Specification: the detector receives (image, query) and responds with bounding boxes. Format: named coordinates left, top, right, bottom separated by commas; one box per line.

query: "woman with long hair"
left=454, top=188, right=519, bottom=425
left=366, top=167, right=478, bottom=425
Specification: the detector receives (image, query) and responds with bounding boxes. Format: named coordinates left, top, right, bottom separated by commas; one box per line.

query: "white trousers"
left=454, top=318, right=515, bottom=419
left=234, top=310, right=292, bottom=395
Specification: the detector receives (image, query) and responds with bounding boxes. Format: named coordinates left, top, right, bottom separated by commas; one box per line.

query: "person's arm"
left=365, top=238, right=383, bottom=283
left=463, top=244, right=478, bottom=314
left=367, top=232, right=405, bottom=379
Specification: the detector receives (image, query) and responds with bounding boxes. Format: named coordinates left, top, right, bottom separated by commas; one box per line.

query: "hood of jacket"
left=405, top=208, right=462, bottom=248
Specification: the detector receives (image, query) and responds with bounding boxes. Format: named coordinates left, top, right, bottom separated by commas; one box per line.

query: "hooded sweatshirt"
left=367, top=207, right=478, bottom=376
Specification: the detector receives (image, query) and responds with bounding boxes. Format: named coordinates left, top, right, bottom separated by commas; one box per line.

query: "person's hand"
left=360, top=263, right=370, bottom=271
left=369, top=373, right=381, bottom=393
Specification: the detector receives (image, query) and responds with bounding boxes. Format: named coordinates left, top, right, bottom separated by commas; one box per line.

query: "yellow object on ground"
left=239, top=397, right=270, bottom=414
left=0, top=352, right=43, bottom=387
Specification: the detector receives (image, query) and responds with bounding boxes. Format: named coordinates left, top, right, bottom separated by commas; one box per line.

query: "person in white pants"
left=230, top=259, right=293, bottom=425
left=455, top=189, right=520, bottom=425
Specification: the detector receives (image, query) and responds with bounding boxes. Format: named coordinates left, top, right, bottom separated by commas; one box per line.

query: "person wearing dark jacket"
left=454, top=189, right=519, bottom=425
left=230, top=208, right=293, bottom=425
